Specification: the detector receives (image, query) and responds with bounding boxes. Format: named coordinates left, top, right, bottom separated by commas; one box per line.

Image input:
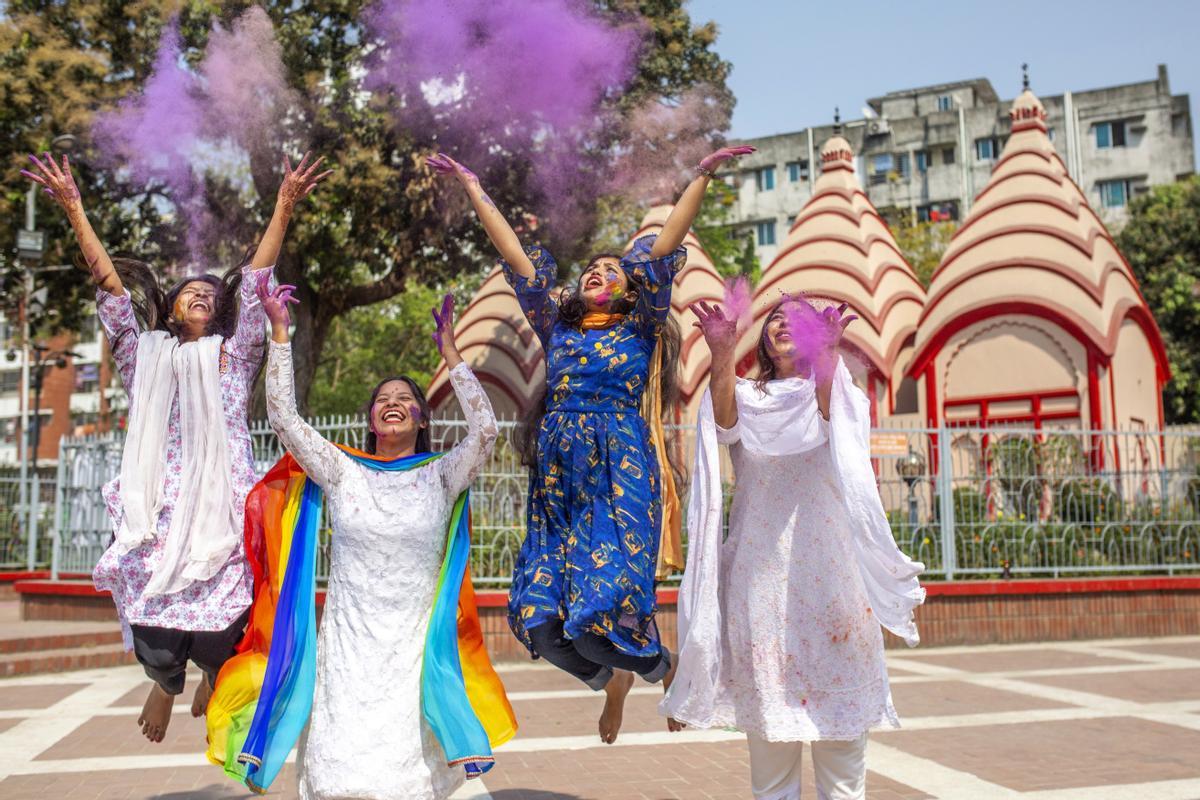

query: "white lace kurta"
left=664, top=362, right=924, bottom=742
left=93, top=268, right=271, bottom=641
left=265, top=342, right=498, bottom=800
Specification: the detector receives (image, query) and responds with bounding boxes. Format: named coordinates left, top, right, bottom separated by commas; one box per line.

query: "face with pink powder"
left=365, top=377, right=431, bottom=455
left=578, top=256, right=632, bottom=312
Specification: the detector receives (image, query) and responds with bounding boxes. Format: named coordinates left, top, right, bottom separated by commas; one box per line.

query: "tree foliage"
left=1, top=0, right=732, bottom=413
left=694, top=178, right=759, bottom=280
left=1116, top=176, right=1200, bottom=424
left=891, top=220, right=957, bottom=288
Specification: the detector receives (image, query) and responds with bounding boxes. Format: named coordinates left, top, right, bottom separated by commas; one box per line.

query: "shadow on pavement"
left=488, top=792, right=588, bottom=800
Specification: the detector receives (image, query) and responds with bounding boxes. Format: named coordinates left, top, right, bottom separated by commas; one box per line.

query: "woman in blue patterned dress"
left=429, top=146, right=754, bottom=742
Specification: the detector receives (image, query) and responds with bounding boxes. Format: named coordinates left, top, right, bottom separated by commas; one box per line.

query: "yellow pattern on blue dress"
left=502, top=235, right=686, bottom=658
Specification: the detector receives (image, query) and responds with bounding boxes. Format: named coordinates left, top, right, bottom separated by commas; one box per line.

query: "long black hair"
left=362, top=375, right=433, bottom=455
left=85, top=251, right=249, bottom=343
left=515, top=256, right=683, bottom=486
left=754, top=299, right=788, bottom=392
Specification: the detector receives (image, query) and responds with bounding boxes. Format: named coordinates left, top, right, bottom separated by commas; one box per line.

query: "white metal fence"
left=13, top=417, right=1200, bottom=583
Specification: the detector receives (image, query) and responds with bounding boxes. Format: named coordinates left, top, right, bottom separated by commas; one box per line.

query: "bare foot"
left=662, top=654, right=687, bottom=732
left=138, top=684, right=175, bottom=743
left=191, top=674, right=213, bottom=718
left=598, top=669, right=635, bottom=744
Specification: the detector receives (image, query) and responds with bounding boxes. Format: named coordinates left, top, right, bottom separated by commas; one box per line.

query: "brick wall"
left=15, top=577, right=1200, bottom=658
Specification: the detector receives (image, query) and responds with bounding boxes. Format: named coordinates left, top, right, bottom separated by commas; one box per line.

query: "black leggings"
left=527, top=618, right=671, bottom=691
left=130, top=608, right=250, bottom=695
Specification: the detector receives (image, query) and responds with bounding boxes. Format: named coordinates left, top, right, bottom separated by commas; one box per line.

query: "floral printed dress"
left=504, top=235, right=686, bottom=658
left=92, top=267, right=271, bottom=644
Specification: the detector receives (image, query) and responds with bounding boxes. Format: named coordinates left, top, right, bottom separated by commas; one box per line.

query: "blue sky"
left=688, top=0, right=1200, bottom=162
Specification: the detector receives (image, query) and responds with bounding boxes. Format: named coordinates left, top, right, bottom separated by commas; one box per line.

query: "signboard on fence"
left=870, top=432, right=910, bottom=457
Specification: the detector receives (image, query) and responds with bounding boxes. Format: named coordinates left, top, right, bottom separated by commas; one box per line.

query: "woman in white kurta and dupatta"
left=663, top=297, right=925, bottom=800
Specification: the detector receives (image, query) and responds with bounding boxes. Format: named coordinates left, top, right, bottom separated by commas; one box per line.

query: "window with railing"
left=786, top=160, right=809, bottom=182
left=0, top=371, right=20, bottom=396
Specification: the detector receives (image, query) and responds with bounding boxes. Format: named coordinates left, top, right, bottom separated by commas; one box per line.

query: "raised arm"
left=431, top=294, right=498, bottom=497
left=691, top=300, right=740, bottom=432
left=260, top=280, right=346, bottom=487
left=427, top=153, right=535, bottom=279
left=250, top=152, right=332, bottom=270
left=232, top=154, right=331, bottom=358
left=650, top=145, right=756, bottom=259
left=22, top=153, right=123, bottom=296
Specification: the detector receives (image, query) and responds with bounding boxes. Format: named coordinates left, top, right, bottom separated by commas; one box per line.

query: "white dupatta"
left=662, top=358, right=925, bottom=724
left=115, top=331, right=239, bottom=597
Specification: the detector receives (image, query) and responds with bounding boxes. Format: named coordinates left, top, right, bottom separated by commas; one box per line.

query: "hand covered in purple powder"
left=690, top=300, right=740, bottom=363
left=426, top=153, right=479, bottom=186
left=699, top=145, right=757, bottom=174
left=431, top=292, right=458, bottom=358
left=21, top=153, right=81, bottom=211
left=783, top=299, right=857, bottom=378
left=256, top=270, right=299, bottom=330
left=277, top=152, right=333, bottom=217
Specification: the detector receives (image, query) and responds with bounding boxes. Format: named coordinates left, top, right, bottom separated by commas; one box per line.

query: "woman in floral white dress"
left=664, top=298, right=925, bottom=800
left=21, top=151, right=330, bottom=742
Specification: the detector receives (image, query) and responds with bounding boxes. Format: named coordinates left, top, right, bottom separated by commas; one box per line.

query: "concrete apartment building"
left=730, top=65, right=1194, bottom=264
left=0, top=312, right=120, bottom=466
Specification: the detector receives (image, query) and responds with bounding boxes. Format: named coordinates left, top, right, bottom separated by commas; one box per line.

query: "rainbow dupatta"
left=205, top=446, right=517, bottom=792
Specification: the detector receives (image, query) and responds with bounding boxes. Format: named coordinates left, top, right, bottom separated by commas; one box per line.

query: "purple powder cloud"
left=93, top=10, right=295, bottom=271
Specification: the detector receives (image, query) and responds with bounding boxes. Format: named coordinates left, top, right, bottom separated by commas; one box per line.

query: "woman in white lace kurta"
left=259, top=285, right=499, bottom=800
left=22, top=151, right=331, bottom=742
left=665, top=299, right=925, bottom=800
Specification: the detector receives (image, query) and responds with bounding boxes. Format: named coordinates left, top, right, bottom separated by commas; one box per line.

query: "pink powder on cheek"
left=779, top=299, right=834, bottom=364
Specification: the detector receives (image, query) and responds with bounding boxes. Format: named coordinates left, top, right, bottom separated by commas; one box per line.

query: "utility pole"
left=16, top=184, right=39, bottom=570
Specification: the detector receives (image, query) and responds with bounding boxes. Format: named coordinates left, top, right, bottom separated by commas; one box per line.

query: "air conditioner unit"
left=868, top=118, right=891, bottom=136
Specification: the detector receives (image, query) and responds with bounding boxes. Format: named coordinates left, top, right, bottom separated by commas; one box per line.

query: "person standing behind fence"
left=664, top=297, right=925, bottom=800
left=21, top=151, right=330, bottom=743
left=428, top=145, right=755, bottom=744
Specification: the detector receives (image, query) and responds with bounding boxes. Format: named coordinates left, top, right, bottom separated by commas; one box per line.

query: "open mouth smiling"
left=380, top=408, right=407, bottom=424
left=585, top=275, right=604, bottom=290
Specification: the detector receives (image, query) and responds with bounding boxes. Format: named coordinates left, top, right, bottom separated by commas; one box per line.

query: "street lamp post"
left=896, top=449, right=927, bottom=533
left=15, top=133, right=77, bottom=571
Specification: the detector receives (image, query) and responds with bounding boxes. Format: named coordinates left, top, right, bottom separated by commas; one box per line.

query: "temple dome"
left=741, top=134, right=926, bottom=391
left=909, top=87, right=1168, bottom=383
left=426, top=265, right=545, bottom=419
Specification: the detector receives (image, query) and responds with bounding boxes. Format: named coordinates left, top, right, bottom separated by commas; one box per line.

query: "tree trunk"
left=290, top=300, right=332, bottom=416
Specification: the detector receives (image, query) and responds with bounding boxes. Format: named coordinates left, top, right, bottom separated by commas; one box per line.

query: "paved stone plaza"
left=1, top=636, right=1199, bottom=799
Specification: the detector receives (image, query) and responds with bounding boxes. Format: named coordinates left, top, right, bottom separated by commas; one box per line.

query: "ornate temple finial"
left=1022, top=62, right=1030, bottom=91
left=833, top=106, right=842, bottom=134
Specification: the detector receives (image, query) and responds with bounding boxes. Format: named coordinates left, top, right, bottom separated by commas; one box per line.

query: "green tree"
left=1116, top=176, right=1200, bottom=423
left=1, top=1, right=178, bottom=335
left=694, top=178, right=759, bottom=280
left=1, top=0, right=732, bottom=413
left=307, top=283, right=446, bottom=417
left=891, top=220, right=957, bottom=288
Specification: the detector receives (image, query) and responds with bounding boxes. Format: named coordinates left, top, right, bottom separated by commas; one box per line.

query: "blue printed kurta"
left=504, top=236, right=686, bottom=658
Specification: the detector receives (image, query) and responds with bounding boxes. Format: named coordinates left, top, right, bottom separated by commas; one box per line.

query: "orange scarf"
left=577, top=312, right=683, bottom=579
